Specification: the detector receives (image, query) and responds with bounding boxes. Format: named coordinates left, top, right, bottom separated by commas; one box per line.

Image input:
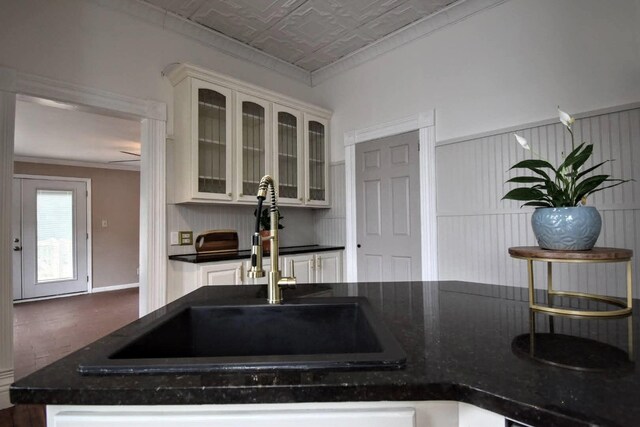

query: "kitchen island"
left=10, top=281, right=639, bottom=426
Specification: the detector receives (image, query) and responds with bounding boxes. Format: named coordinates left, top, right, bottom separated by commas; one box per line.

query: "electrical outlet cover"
left=179, top=231, right=193, bottom=245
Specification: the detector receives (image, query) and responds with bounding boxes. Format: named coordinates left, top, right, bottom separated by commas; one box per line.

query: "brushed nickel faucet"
left=248, top=175, right=296, bottom=304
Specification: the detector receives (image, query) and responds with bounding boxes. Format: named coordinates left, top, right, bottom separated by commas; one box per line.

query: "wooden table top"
left=509, top=246, right=633, bottom=261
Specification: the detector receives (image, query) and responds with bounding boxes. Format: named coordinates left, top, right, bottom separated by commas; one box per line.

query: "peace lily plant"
left=502, top=108, right=630, bottom=207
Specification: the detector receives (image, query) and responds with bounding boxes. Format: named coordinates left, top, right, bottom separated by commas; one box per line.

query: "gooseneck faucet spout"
left=248, top=175, right=296, bottom=304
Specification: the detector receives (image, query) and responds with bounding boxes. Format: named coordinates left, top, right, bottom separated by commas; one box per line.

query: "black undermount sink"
left=78, top=297, right=406, bottom=374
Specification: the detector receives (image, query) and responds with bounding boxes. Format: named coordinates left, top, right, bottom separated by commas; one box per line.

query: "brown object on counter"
left=195, top=230, right=239, bottom=254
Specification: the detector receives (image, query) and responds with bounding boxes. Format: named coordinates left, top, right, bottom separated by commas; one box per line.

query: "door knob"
left=13, top=246, right=22, bottom=251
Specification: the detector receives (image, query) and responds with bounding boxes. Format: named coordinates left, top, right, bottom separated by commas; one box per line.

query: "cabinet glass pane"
left=308, top=121, right=325, bottom=201
left=198, top=88, right=226, bottom=194
left=37, top=190, right=75, bottom=283
left=242, top=101, right=265, bottom=195
left=278, top=112, right=298, bottom=199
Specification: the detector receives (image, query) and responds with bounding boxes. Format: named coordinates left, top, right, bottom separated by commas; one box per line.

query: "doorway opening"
left=13, top=95, right=142, bottom=301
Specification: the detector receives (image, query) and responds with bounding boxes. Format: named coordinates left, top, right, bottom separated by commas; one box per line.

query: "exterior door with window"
left=13, top=178, right=89, bottom=300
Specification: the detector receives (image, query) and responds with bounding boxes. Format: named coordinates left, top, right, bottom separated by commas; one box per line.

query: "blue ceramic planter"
left=531, top=207, right=601, bottom=251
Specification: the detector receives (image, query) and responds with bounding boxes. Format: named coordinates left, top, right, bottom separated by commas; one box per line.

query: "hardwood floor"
left=0, top=288, right=139, bottom=427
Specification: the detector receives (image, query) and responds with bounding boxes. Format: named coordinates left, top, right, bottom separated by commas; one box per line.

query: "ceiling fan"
left=109, top=150, right=140, bottom=163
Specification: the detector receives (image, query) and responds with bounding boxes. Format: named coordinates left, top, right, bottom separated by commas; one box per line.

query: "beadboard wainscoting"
left=436, top=105, right=640, bottom=297
left=167, top=204, right=317, bottom=256
left=314, top=162, right=346, bottom=247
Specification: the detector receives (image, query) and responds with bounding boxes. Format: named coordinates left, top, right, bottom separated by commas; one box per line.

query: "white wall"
left=0, top=0, right=321, bottom=131
left=312, top=0, right=640, bottom=161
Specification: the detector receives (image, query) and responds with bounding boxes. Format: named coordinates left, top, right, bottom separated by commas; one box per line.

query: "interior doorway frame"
left=344, top=111, right=438, bottom=282
left=0, top=67, right=167, bottom=408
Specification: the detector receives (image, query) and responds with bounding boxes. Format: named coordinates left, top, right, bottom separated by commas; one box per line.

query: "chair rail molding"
left=0, top=66, right=167, bottom=320
left=344, top=110, right=438, bottom=282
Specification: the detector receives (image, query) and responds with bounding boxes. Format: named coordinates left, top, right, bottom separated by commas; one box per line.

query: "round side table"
left=509, top=246, right=633, bottom=318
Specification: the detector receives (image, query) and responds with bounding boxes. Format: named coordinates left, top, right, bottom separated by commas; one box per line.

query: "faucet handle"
left=278, top=260, right=297, bottom=290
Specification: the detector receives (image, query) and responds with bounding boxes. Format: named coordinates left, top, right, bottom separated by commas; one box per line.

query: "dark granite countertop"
left=11, top=281, right=639, bottom=426
left=169, top=245, right=345, bottom=263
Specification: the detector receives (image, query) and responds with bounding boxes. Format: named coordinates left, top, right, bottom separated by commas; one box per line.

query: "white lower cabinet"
left=282, top=250, right=343, bottom=284
left=168, top=260, right=244, bottom=302
left=46, top=401, right=506, bottom=427
left=168, top=251, right=343, bottom=302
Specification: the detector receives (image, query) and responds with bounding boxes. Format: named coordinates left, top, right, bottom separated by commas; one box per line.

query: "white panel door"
left=356, top=132, right=421, bottom=282
left=18, top=178, right=89, bottom=299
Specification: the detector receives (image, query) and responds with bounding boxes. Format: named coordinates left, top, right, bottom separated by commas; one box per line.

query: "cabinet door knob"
left=13, top=246, right=22, bottom=251
left=357, top=244, right=361, bottom=248
left=227, top=192, right=232, bottom=197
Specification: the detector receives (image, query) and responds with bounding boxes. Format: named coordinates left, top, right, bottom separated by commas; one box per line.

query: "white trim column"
left=344, top=110, right=437, bottom=282
left=419, top=125, right=438, bottom=280
left=139, top=119, right=167, bottom=316
left=0, top=88, right=16, bottom=409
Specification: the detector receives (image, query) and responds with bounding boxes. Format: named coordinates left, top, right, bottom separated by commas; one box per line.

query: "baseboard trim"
left=0, top=369, right=14, bottom=410
left=91, top=283, right=139, bottom=293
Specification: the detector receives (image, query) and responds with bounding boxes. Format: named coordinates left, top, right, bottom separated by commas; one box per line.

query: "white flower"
left=514, top=133, right=530, bottom=150
left=558, top=107, right=575, bottom=128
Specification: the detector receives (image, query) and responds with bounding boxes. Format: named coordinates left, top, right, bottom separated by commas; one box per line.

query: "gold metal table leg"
left=527, top=259, right=534, bottom=308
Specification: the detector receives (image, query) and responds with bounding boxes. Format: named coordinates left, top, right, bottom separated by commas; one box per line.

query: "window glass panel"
left=37, top=189, right=75, bottom=283
left=198, top=88, right=226, bottom=194
left=308, top=121, right=325, bottom=201
left=242, top=101, right=265, bottom=195
left=278, top=112, right=298, bottom=199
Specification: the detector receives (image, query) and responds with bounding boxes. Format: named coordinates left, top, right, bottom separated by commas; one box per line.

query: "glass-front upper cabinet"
left=273, top=104, right=303, bottom=205
left=194, top=81, right=233, bottom=200
left=236, top=92, right=272, bottom=202
left=304, top=114, right=329, bottom=206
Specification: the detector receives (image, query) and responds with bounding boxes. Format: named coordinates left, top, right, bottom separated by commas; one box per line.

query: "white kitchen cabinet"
left=273, top=103, right=304, bottom=206
left=235, top=91, right=272, bottom=203
left=171, top=77, right=234, bottom=203
left=200, top=261, right=244, bottom=286
left=168, top=260, right=244, bottom=302
left=46, top=400, right=507, bottom=427
left=169, top=250, right=343, bottom=302
left=304, top=114, right=330, bottom=207
left=167, top=64, right=331, bottom=207
left=282, top=253, right=315, bottom=284
left=315, top=251, right=343, bottom=283
left=282, top=250, right=343, bottom=284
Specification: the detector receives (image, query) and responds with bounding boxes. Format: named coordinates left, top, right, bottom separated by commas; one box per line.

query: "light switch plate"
left=170, top=232, right=179, bottom=245
left=179, top=231, right=193, bottom=246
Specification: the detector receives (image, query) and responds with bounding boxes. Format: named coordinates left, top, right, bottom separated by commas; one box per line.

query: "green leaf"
left=569, top=144, right=593, bottom=171
left=572, top=174, right=610, bottom=203
left=521, top=201, right=552, bottom=208
left=558, top=142, right=586, bottom=170
left=506, top=176, right=546, bottom=184
left=529, top=167, right=552, bottom=181
left=575, top=160, right=610, bottom=180
left=502, top=187, right=545, bottom=202
left=510, top=159, right=557, bottom=172
left=576, top=179, right=633, bottom=203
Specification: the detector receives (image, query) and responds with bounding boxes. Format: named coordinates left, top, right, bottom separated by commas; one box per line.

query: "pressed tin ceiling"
left=142, top=0, right=457, bottom=72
